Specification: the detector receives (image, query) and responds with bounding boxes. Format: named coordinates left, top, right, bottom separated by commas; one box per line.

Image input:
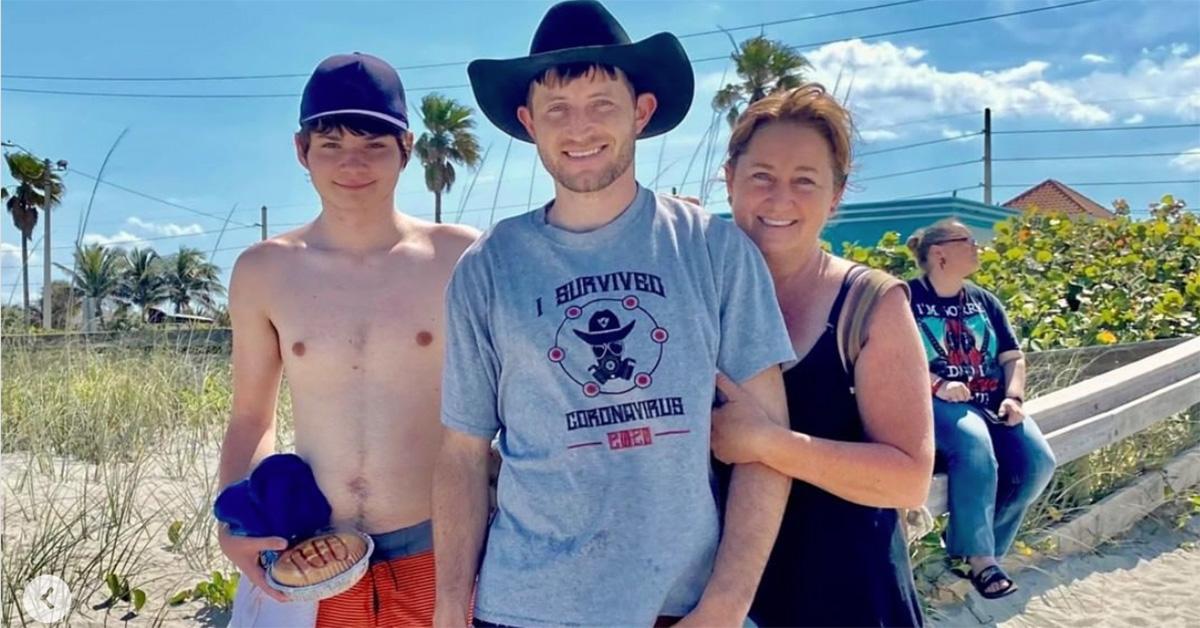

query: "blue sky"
left=3, top=0, right=1199, bottom=304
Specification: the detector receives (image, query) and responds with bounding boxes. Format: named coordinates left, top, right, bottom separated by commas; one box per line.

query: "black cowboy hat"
left=573, top=309, right=636, bottom=345
left=467, top=0, right=694, bottom=143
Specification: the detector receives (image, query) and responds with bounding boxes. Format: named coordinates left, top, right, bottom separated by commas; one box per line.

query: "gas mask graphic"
left=573, top=309, right=638, bottom=385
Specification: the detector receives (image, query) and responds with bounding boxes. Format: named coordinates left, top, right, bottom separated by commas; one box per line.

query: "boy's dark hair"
left=296, top=113, right=411, bottom=163
left=526, top=63, right=636, bottom=106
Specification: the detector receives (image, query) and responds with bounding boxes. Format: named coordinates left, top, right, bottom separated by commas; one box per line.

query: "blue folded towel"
left=213, top=453, right=332, bottom=545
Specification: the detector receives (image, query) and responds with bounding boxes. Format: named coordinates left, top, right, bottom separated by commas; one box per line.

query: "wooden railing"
left=926, top=336, right=1200, bottom=515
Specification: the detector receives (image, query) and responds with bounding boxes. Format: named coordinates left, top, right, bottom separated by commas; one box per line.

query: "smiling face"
left=295, top=116, right=412, bottom=212
left=517, top=65, right=657, bottom=194
left=726, top=121, right=844, bottom=259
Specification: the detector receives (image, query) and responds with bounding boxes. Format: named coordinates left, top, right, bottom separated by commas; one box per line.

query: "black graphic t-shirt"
left=907, top=277, right=1020, bottom=413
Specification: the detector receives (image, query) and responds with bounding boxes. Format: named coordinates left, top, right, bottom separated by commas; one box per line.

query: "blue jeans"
left=933, top=398, right=1057, bottom=558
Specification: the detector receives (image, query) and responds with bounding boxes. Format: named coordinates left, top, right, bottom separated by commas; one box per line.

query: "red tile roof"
left=1001, top=179, right=1115, bottom=219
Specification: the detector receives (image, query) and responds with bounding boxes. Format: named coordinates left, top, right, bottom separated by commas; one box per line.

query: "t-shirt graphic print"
left=441, top=186, right=794, bottom=627
left=907, top=277, right=1020, bottom=414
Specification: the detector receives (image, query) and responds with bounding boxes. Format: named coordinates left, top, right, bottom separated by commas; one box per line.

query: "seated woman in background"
left=710, top=84, right=934, bottom=627
left=905, top=219, right=1057, bottom=600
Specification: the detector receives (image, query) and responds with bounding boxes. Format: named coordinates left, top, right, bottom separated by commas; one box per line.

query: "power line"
left=872, top=112, right=981, bottom=130
left=83, top=202, right=293, bottom=226
left=57, top=225, right=261, bottom=251
left=678, top=0, right=927, bottom=39
left=5, top=1, right=925, bottom=83
left=207, top=201, right=536, bottom=237
left=1, top=0, right=1101, bottom=97
left=993, top=179, right=1200, bottom=188
left=66, top=168, right=259, bottom=227
left=797, top=0, right=1103, bottom=52
left=6, top=138, right=278, bottom=229
left=690, top=0, right=1103, bottom=63
left=892, top=184, right=983, bottom=200
left=869, top=95, right=1198, bottom=131
left=993, top=123, right=1200, bottom=135
left=992, top=151, right=1195, bottom=162
left=854, top=158, right=980, bottom=183
left=3, top=87, right=298, bottom=98
left=2, top=84, right=471, bottom=99
left=858, top=132, right=982, bottom=157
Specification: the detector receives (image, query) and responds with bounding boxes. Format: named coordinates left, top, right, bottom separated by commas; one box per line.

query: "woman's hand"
left=935, top=381, right=973, bottom=403
left=710, top=372, right=778, bottom=464
left=999, top=397, right=1026, bottom=426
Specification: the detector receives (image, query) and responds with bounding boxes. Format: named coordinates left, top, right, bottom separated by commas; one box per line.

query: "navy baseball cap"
left=299, top=53, right=408, bottom=132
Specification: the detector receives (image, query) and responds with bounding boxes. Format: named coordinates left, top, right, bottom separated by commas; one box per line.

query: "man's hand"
left=999, top=397, right=1026, bottom=426
left=711, top=373, right=776, bottom=465
left=218, top=526, right=289, bottom=603
left=935, top=381, right=972, bottom=403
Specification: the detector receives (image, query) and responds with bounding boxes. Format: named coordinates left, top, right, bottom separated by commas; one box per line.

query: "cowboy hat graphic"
left=573, top=309, right=636, bottom=345
left=572, top=309, right=637, bottom=385
left=548, top=296, right=668, bottom=396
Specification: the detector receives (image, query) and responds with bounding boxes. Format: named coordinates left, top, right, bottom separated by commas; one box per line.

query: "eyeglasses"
left=931, top=236, right=977, bottom=247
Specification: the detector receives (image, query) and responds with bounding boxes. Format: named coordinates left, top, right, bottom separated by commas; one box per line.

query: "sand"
left=2, top=447, right=233, bottom=626
left=932, top=507, right=1200, bottom=627
left=5, top=444, right=1197, bottom=627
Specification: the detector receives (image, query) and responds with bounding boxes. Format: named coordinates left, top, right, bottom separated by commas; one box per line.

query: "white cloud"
left=940, top=128, right=974, bottom=140
left=797, top=39, right=1200, bottom=133
left=1068, top=48, right=1200, bottom=121
left=126, top=216, right=204, bottom=237
left=1081, top=53, right=1112, bottom=64
left=803, top=40, right=1114, bottom=129
left=1171, top=43, right=1191, bottom=57
left=859, top=129, right=899, bottom=142
left=1, top=241, right=41, bottom=276
left=81, top=231, right=142, bottom=248
left=1, top=242, right=24, bottom=271
left=1123, top=113, right=1145, bottom=124
left=1169, top=148, right=1200, bottom=173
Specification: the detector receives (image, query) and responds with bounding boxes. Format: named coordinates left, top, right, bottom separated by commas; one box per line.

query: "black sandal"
left=946, top=556, right=972, bottom=579
left=971, top=564, right=1019, bottom=600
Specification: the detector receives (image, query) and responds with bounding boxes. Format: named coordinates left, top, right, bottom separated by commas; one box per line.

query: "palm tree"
left=413, top=94, right=483, bottom=223
left=713, top=35, right=812, bottom=127
left=163, top=246, right=225, bottom=314
left=117, top=247, right=168, bottom=320
left=4, top=152, right=65, bottom=317
left=205, top=303, right=232, bottom=327
left=32, top=280, right=81, bottom=330
left=56, top=243, right=126, bottom=326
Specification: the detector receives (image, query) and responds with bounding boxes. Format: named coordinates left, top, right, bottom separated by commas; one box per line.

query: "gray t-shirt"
left=441, top=185, right=794, bottom=627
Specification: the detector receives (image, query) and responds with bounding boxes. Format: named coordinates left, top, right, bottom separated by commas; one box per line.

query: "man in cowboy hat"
left=218, top=52, right=478, bottom=626
left=433, top=1, right=794, bottom=625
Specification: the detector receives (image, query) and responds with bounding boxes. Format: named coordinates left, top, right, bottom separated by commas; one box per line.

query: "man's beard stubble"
left=539, top=134, right=636, bottom=194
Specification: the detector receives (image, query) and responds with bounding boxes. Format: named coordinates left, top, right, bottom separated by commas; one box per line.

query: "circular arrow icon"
left=22, top=575, right=71, bottom=624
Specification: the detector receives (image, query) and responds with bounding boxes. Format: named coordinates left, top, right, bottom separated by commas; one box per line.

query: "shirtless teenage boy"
left=217, top=52, right=477, bottom=626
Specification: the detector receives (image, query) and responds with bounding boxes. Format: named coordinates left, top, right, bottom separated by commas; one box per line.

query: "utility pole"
left=41, top=158, right=68, bottom=329
left=1, top=141, right=65, bottom=328
left=42, top=159, right=53, bottom=330
left=261, top=205, right=268, bottom=241
left=983, top=108, right=993, bottom=205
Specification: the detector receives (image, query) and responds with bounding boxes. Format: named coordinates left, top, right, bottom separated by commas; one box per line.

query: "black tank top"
left=749, top=267, right=924, bottom=628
